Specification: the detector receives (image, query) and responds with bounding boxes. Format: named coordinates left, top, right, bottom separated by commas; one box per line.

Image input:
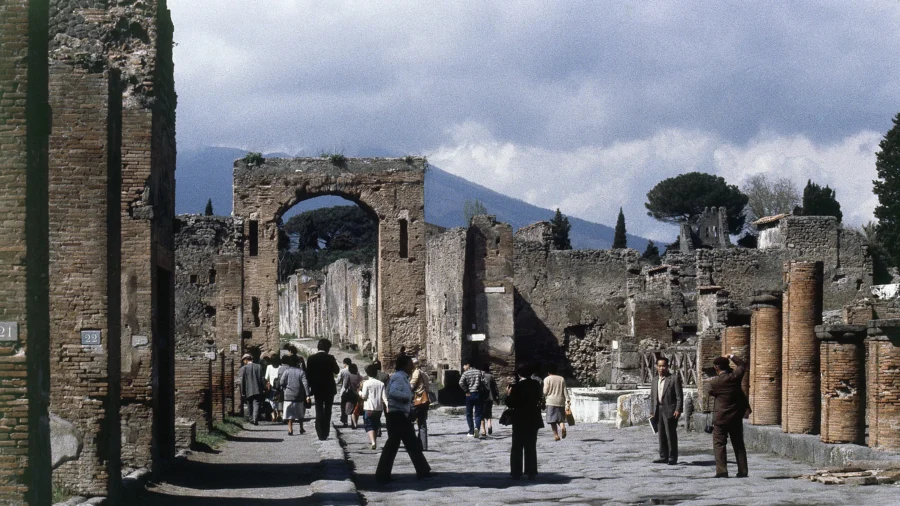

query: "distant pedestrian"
left=239, top=353, right=265, bottom=425
left=337, top=357, right=353, bottom=426
left=306, top=339, right=340, bottom=440
left=374, top=360, right=390, bottom=384
left=459, top=360, right=487, bottom=438
left=344, top=363, right=363, bottom=429
left=375, top=355, right=432, bottom=483
left=280, top=355, right=311, bottom=436
left=542, top=363, right=570, bottom=441
left=410, top=357, right=431, bottom=450
left=707, top=354, right=750, bottom=478
left=265, top=354, right=282, bottom=422
left=506, top=363, right=543, bottom=480
left=360, top=364, right=387, bottom=450
left=480, top=366, right=500, bottom=436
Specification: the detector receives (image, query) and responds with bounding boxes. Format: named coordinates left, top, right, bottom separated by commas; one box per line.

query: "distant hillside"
left=176, top=146, right=650, bottom=251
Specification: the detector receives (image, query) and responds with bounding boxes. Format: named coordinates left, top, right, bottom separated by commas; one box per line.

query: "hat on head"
left=241, top=353, right=252, bottom=361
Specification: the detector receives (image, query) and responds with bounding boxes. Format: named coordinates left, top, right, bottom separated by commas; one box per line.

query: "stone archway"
left=233, top=157, right=426, bottom=365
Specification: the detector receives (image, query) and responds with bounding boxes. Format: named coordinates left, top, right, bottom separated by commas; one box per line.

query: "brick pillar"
left=48, top=61, right=122, bottom=498
left=225, top=356, right=235, bottom=415
left=780, top=266, right=791, bottom=429
left=816, top=324, right=865, bottom=445
left=865, top=320, right=900, bottom=451
left=749, top=292, right=782, bottom=425
left=696, top=329, right=721, bottom=412
left=782, top=261, right=823, bottom=435
left=0, top=1, right=52, bottom=504
left=722, top=325, right=750, bottom=397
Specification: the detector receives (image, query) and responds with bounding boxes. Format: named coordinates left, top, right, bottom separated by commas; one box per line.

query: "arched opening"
left=276, top=194, right=379, bottom=357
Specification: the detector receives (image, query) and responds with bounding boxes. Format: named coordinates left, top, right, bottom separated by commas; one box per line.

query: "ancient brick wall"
left=426, top=227, right=467, bottom=374
left=173, top=359, right=211, bottom=433
left=782, top=261, right=823, bottom=435
left=817, top=325, right=865, bottom=445
left=233, top=158, right=426, bottom=365
left=749, top=292, right=782, bottom=425
left=0, top=0, right=52, bottom=503
left=320, top=259, right=376, bottom=355
left=465, top=216, right=515, bottom=385
left=48, top=58, right=122, bottom=497
left=627, top=295, right=672, bottom=343
left=514, top=240, right=638, bottom=384
left=865, top=320, right=900, bottom=451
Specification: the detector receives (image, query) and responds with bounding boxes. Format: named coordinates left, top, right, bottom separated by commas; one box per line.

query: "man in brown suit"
left=707, top=354, right=749, bottom=478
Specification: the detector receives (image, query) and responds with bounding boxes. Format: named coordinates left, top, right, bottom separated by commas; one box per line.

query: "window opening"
left=249, top=220, right=259, bottom=256
left=399, top=219, right=408, bottom=258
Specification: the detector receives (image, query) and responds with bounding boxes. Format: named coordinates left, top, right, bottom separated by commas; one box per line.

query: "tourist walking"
left=264, top=354, right=282, bottom=422
left=375, top=355, right=432, bottom=483
left=344, top=363, right=363, bottom=429
left=306, top=339, right=340, bottom=440
left=707, top=354, right=750, bottom=478
left=506, top=363, right=543, bottom=480
left=410, top=357, right=431, bottom=450
left=360, top=364, right=387, bottom=449
left=280, top=355, right=311, bottom=436
left=373, top=359, right=390, bottom=384
left=337, top=358, right=353, bottom=426
left=542, top=363, right=570, bottom=441
left=239, top=352, right=265, bottom=425
left=650, top=357, right=683, bottom=465
left=459, top=360, right=486, bottom=438
left=480, top=365, right=500, bottom=436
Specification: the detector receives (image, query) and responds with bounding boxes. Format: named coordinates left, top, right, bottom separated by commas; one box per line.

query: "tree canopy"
left=612, top=208, right=627, bottom=249
left=550, top=208, right=572, bottom=250
left=741, top=174, right=800, bottom=223
left=794, top=180, right=842, bottom=222
left=463, top=198, right=487, bottom=224
left=641, top=240, right=661, bottom=265
left=874, top=112, right=900, bottom=269
left=644, top=172, right=748, bottom=235
left=278, top=205, right=377, bottom=278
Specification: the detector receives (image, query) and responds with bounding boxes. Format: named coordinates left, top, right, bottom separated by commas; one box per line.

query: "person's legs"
left=560, top=421, right=567, bottom=439
left=472, top=393, right=483, bottom=436
left=376, top=413, right=405, bottom=481
left=250, top=395, right=262, bottom=424
left=395, top=412, right=431, bottom=476
left=510, top=426, right=524, bottom=477
left=665, top=415, right=678, bottom=462
left=730, top=421, right=748, bottom=476
left=464, top=395, right=476, bottom=435
left=287, top=418, right=293, bottom=435
left=339, top=393, right=348, bottom=426
left=315, top=396, right=333, bottom=440
left=524, top=428, right=539, bottom=478
left=712, top=424, right=729, bottom=476
left=416, top=405, right=429, bottom=451
left=550, top=422, right=559, bottom=440
left=656, top=411, right=669, bottom=460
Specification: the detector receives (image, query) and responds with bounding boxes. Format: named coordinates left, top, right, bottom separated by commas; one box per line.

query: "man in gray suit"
left=240, top=353, right=266, bottom=425
left=649, top=357, right=683, bottom=465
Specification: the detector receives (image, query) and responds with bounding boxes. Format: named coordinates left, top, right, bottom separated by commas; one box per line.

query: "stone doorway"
left=232, top=157, right=426, bottom=365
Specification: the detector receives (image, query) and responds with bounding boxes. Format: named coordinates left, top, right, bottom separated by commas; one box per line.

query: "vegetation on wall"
left=278, top=205, right=377, bottom=279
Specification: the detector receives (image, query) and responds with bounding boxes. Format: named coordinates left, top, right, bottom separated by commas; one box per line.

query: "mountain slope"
left=176, top=146, right=650, bottom=250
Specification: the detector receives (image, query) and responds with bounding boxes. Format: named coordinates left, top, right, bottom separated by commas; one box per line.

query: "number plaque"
left=81, top=330, right=102, bottom=346
left=0, top=322, right=18, bottom=342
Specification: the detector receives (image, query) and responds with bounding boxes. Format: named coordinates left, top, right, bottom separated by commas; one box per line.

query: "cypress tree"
left=204, top=198, right=214, bottom=216
left=874, top=112, right=900, bottom=267
left=550, top=208, right=572, bottom=250
left=612, top=207, right=627, bottom=249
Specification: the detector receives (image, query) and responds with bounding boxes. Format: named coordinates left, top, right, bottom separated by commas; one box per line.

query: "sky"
left=170, top=1, right=900, bottom=242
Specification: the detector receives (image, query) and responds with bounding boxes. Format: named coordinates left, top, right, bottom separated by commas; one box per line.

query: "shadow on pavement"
left=354, top=471, right=573, bottom=491
left=152, top=459, right=344, bottom=490
left=225, top=435, right=285, bottom=443
left=133, top=491, right=358, bottom=505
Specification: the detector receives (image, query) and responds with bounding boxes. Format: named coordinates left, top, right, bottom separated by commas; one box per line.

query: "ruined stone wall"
left=47, top=57, right=122, bottom=497
left=173, top=359, right=211, bottom=433
left=426, top=227, right=467, bottom=372
left=0, top=0, right=52, bottom=503
left=695, top=248, right=785, bottom=308
left=465, top=216, right=515, bottom=383
left=233, top=158, right=426, bottom=365
left=278, top=275, right=301, bottom=337
left=514, top=236, right=639, bottom=384
left=320, top=259, right=376, bottom=354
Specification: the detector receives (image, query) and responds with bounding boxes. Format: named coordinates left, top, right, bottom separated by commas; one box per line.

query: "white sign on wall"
left=467, top=334, right=486, bottom=342
left=484, top=286, right=506, bottom=293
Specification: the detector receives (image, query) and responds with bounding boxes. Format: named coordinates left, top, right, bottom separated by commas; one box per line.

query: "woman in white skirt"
left=279, top=355, right=311, bottom=436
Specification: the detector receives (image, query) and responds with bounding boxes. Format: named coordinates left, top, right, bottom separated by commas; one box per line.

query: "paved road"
left=339, top=410, right=900, bottom=506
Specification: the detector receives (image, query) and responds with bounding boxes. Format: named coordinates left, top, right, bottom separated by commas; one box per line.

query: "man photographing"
left=649, top=357, right=683, bottom=465
left=707, top=354, right=749, bottom=478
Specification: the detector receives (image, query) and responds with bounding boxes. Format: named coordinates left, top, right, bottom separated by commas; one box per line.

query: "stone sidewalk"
left=133, top=413, right=358, bottom=505
left=337, top=410, right=900, bottom=506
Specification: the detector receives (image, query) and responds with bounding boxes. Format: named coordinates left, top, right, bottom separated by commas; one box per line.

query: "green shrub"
left=243, top=152, right=265, bottom=166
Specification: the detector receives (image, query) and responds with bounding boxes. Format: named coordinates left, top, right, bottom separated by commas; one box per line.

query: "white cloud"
left=428, top=124, right=881, bottom=242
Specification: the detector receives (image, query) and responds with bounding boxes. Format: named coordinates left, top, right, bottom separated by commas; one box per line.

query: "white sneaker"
left=467, top=433, right=475, bottom=438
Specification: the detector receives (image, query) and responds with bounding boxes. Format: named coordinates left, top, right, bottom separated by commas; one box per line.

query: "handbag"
left=704, top=399, right=716, bottom=434
left=499, top=408, right=513, bottom=426
left=413, top=389, right=430, bottom=407
left=565, top=408, right=575, bottom=426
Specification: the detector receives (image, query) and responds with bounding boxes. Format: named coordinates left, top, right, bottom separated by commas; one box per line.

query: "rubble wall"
left=426, top=227, right=467, bottom=372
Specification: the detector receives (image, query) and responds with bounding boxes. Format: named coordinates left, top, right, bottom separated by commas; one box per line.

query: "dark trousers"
left=656, top=410, right=678, bottom=460
left=315, top=395, right=334, bottom=441
left=510, top=425, right=538, bottom=477
left=465, top=392, right=483, bottom=434
left=246, top=394, right=263, bottom=423
left=713, top=419, right=748, bottom=476
left=376, top=412, right=431, bottom=480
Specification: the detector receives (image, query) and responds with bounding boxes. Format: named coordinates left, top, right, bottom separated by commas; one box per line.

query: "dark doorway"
left=154, top=266, right=175, bottom=464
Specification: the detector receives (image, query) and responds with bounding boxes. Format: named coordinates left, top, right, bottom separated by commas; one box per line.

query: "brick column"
left=696, top=329, right=721, bottom=412
left=749, top=291, right=782, bottom=425
left=782, top=261, right=823, bottom=435
left=722, top=325, right=750, bottom=397
left=780, top=266, right=790, bottom=427
left=816, top=324, right=865, bottom=445
left=865, top=320, right=900, bottom=451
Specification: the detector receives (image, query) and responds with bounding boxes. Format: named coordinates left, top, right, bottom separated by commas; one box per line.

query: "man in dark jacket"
left=239, top=353, right=266, bottom=425
left=306, top=339, right=340, bottom=440
left=506, top=363, right=544, bottom=480
left=707, top=354, right=749, bottom=478
left=650, top=357, right=684, bottom=464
